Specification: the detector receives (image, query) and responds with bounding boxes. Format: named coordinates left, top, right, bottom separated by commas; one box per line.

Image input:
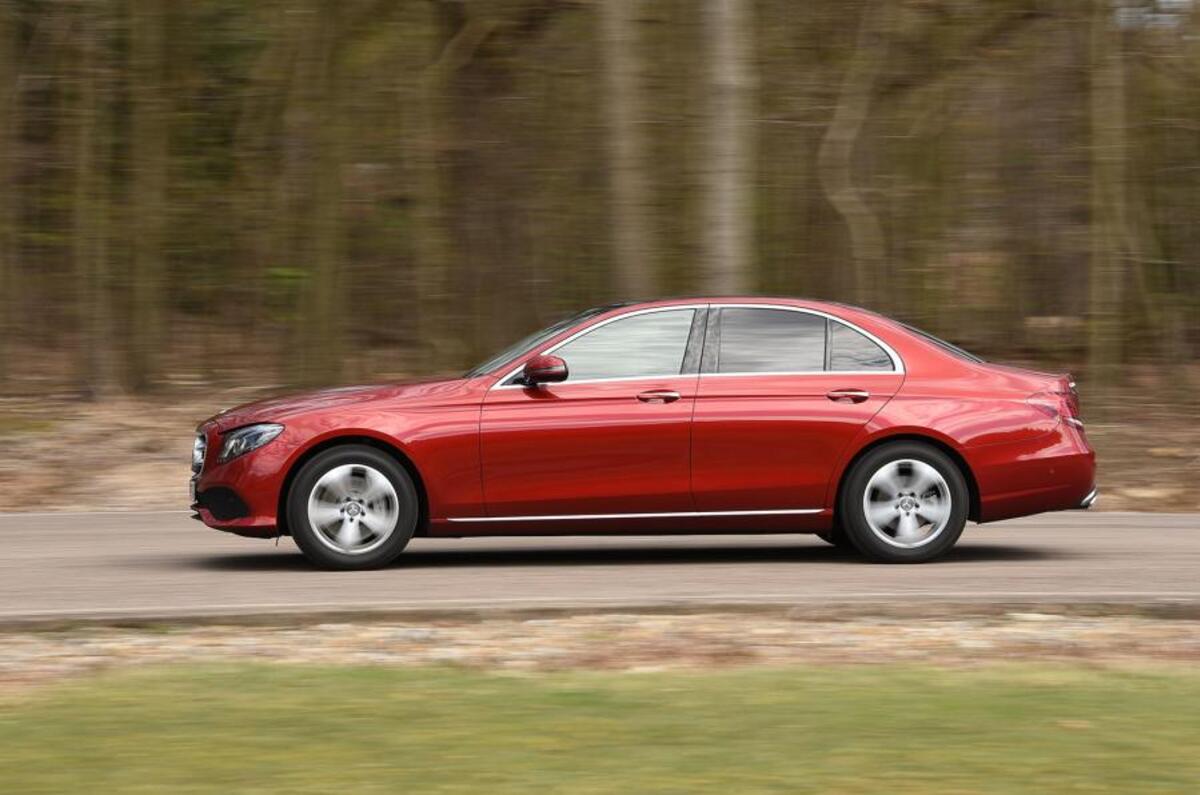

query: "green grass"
left=2, top=664, right=1199, bottom=793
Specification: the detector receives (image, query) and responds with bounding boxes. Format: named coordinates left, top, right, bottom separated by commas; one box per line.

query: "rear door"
left=691, top=305, right=904, bottom=512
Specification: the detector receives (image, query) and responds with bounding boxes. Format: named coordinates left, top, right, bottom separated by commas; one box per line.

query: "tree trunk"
left=412, top=2, right=494, bottom=367
left=702, top=0, right=755, bottom=294
left=70, top=3, right=115, bottom=398
left=601, top=0, right=654, bottom=299
left=297, top=0, right=344, bottom=385
left=0, top=4, right=15, bottom=385
left=817, top=0, right=888, bottom=308
left=1087, top=0, right=1127, bottom=400
left=128, top=0, right=167, bottom=391
left=229, top=8, right=303, bottom=374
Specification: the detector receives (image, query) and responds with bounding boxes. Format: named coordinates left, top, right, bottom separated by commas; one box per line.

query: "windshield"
left=901, top=323, right=985, bottom=363
left=462, top=304, right=623, bottom=378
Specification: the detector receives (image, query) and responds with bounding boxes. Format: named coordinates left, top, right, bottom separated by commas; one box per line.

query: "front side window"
left=553, top=309, right=696, bottom=381
left=714, top=308, right=825, bottom=373
left=464, top=304, right=620, bottom=378
left=829, top=321, right=893, bottom=371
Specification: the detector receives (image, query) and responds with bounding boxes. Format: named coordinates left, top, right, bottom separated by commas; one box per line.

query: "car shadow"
left=191, top=539, right=1069, bottom=572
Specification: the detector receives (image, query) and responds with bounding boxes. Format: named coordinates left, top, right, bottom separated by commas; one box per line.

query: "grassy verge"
left=1, top=664, right=1198, bottom=793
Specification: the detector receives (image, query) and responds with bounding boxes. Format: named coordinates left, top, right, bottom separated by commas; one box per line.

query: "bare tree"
left=1087, top=0, right=1127, bottom=396
left=601, top=0, right=654, bottom=299
left=412, top=1, right=495, bottom=365
left=702, top=0, right=755, bottom=294
left=818, top=0, right=888, bottom=308
left=229, top=6, right=305, bottom=362
left=0, top=3, right=15, bottom=382
left=70, top=1, right=116, bottom=397
left=128, top=0, right=167, bottom=390
left=297, top=0, right=346, bottom=385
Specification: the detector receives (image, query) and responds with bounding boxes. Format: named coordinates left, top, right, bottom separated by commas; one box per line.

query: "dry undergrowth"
left=2, top=611, right=1200, bottom=692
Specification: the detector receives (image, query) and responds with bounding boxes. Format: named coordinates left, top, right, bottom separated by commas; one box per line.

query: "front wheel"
left=287, top=445, right=419, bottom=570
left=839, top=442, right=968, bottom=563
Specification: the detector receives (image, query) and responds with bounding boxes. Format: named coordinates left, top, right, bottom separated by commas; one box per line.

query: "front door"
left=480, top=306, right=704, bottom=518
left=691, top=306, right=904, bottom=512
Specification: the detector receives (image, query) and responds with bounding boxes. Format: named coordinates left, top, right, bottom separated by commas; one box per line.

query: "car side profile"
left=190, top=298, right=1096, bottom=569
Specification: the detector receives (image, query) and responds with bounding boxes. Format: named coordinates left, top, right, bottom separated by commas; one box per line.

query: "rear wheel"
left=839, top=442, right=968, bottom=563
left=287, top=445, right=418, bottom=570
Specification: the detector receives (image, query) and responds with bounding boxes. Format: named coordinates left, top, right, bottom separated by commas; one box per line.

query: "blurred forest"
left=0, top=0, right=1198, bottom=401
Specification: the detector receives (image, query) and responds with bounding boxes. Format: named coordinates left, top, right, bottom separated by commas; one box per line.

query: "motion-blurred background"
left=0, top=0, right=1197, bottom=509
left=2, top=6, right=1200, bottom=791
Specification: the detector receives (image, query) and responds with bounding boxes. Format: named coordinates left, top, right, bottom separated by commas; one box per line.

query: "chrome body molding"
left=447, top=508, right=823, bottom=523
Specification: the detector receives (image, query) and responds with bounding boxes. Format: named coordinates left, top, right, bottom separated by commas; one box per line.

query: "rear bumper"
left=971, top=423, right=1096, bottom=523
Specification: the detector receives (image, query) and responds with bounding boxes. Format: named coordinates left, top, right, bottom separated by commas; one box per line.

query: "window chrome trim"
left=491, top=304, right=709, bottom=390
left=498, top=373, right=700, bottom=389
left=447, top=508, right=823, bottom=523
left=699, top=370, right=898, bottom=378
left=489, top=302, right=905, bottom=391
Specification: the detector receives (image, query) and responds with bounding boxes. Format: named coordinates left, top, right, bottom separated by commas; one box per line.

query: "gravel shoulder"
left=4, top=609, right=1200, bottom=692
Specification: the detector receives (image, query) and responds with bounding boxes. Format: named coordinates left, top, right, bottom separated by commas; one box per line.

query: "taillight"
left=1027, top=393, right=1060, bottom=421
left=1028, top=381, right=1083, bottom=429
left=1062, top=380, right=1081, bottom=423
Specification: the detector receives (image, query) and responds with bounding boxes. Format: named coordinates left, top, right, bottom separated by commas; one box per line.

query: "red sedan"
left=191, top=298, right=1096, bottom=568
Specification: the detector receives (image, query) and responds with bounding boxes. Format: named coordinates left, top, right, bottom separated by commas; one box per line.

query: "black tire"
left=286, top=445, right=419, bottom=570
left=815, top=521, right=854, bottom=549
left=838, top=441, right=968, bottom=563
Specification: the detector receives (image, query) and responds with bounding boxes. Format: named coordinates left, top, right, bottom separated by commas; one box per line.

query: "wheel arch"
left=276, top=434, right=430, bottom=537
left=832, top=433, right=981, bottom=524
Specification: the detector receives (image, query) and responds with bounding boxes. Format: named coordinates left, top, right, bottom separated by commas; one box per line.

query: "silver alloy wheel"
left=306, top=464, right=401, bottom=555
left=861, top=458, right=952, bottom=549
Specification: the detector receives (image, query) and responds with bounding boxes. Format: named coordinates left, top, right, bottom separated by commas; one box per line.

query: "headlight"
left=218, top=423, right=284, bottom=463
left=191, top=433, right=207, bottom=474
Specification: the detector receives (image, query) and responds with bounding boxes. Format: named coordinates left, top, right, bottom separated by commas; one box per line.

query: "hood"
left=201, top=376, right=468, bottom=432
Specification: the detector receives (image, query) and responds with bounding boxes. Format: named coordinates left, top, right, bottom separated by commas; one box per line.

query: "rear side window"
left=714, top=308, right=825, bottom=373
left=900, top=322, right=984, bottom=363
left=829, top=321, right=893, bottom=371
left=553, top=309, right=695, bottom=381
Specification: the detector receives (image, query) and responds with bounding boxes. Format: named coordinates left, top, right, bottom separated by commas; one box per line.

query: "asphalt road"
left=1, top=511, right=1196, bottom=623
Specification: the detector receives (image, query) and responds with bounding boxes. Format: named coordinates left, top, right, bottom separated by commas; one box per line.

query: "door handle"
left=826, top=389, right=870, bottom=403
left=637, top=390, right=681, bottom=404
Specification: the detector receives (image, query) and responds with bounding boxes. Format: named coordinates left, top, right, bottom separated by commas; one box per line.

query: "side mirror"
left=521, top=354, right=568, bottom=386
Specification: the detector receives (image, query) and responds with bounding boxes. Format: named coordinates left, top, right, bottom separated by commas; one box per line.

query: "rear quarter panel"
left=819, top=314, right=1087, bottom=521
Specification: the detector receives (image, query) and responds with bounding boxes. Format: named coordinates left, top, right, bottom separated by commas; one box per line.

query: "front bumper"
left=192, top=485, right=251, bottom=521
left=190, top=487, right=278, bottom=537
left=1077, top=487, right=1098, bottom=510
left=190, top=423, right=291, bottom=537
